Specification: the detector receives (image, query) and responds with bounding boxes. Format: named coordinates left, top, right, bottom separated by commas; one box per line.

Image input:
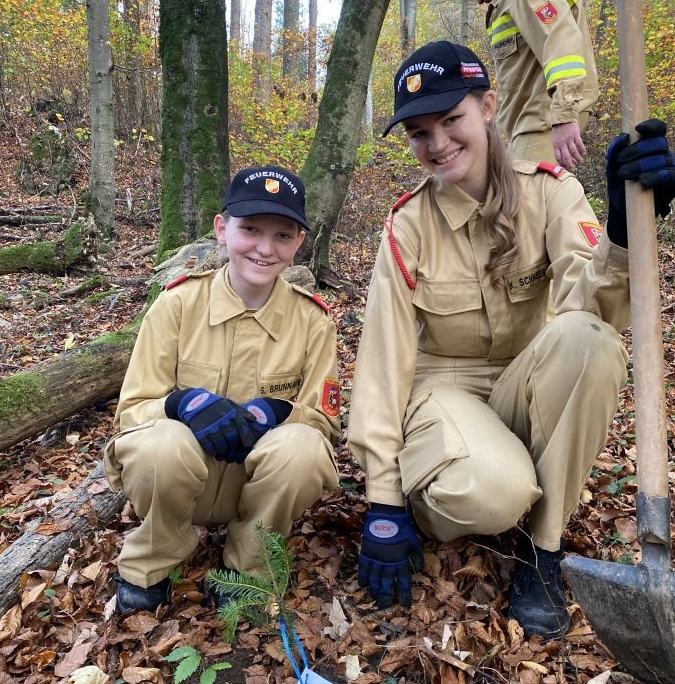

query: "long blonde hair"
left=469, top=90, right=522, bottom=288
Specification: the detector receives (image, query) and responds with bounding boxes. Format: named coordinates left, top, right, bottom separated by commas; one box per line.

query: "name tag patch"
left=507, top=263, right=549, bottom=292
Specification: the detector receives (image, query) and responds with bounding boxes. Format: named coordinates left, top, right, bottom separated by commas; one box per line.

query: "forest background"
left=1, top=1, right=675, bottom=684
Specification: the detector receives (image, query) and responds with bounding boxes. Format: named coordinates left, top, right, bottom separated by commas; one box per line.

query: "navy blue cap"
left=222, top=165, right=309, bottom=231
left=383, top=41, right=492, bottom=137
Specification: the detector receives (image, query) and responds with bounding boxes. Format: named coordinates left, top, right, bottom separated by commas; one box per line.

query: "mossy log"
left=0, top=215, right=97, bottom=275
left=0, top=259, right=314, bottom=452
left=0, top=461, right=126, bottom=618
left=0, top=326, right=140, bottom=452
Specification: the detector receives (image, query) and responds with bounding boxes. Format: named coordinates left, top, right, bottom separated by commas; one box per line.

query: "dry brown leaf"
left=20, top=582, right=47, bottom=608
left=66, top=665, right=110, bottom=684
left=0, top=604, right=22, bottom=641
left=121, top=667, right=162, bottom=683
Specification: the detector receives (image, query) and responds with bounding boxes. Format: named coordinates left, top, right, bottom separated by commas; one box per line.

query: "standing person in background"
left=482, top=0, right=598, bottom=172
left=104, top=165, right=340, bottom=615
left=347, top=40, right=675, bottom=640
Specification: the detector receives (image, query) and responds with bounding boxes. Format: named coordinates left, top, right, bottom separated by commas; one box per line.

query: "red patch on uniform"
left=311, top=293, right=330, bottom=312
left=537, top=161, right=564, bottom=177
left=321, top=378, right=340, bottom=418
left=579, top=221, right=602, bottom=247
left=165, top=274, right=189, bottom=289
left=535, top=2, right=558, bottom=23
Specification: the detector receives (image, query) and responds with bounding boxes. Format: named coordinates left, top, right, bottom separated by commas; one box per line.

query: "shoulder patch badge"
left=579, top=220, right=603, bottom=247
left=535, top=2, right=558, bottom=23
left=322, top=377, right=340, bottom=418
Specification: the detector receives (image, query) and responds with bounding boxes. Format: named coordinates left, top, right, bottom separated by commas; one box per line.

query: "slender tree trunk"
left=87, top=0, right=115, bottom=240
left=460, top=0, right=470, bottom=45
left=301, top=0, right=391, bottom=277
left=282, top=0, right=301, bottom=79
left=308, top=0, right=317, bottom=91
left=230, top=0, right=242, bottom=46
left=157, top=0, right=229, bottom=260
left=399, top=0, right=416, bottom=57
left=252, top=0, right=273, bottom=105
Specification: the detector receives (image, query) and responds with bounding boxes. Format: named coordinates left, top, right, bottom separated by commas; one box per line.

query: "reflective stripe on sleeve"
left=544, top=54, right=586, bottom=87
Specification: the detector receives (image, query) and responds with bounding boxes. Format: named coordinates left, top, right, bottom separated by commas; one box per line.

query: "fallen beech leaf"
left=0, top=604, right=22, bottom=641
left=521, top=660, right=548, bottom=674
left=21, top=582, right=47, bottom=608
left=66, top=665, right=109, bottom=684
left=337, top=654, right=362, bottom=681
left=121, top=666, right=161, bottom=683
left=587, top=672, right=612, bottom=684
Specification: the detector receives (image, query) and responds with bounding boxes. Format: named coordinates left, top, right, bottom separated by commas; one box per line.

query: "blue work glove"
left=226, top=397, right=292, bottom=463
left=165, top=388, right=257, bottom=462
left=606, top=118, right=675, bottom=247
left=358, top=503, right=424, bottom=608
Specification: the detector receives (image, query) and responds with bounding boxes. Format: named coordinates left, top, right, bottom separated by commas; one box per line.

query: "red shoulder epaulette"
left=165, top=274, right=189, bottom=290
left=537, top=161, right=564, bottom=178
left=385, top=191, right=417, bottom=290
left=311, top=293, right=330, bottom=312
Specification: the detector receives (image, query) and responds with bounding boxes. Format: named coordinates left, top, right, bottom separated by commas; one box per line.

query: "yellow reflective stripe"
left=544, top=55, right=586, bottom=86
left=488, top=13, right=520, bottom=46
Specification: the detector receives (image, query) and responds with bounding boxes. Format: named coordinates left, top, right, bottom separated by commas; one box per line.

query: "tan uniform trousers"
left=106, top=421, right=338, bottom=587
left=509, top=111, right=592, bottom=166
left=402, top=311, right=628, bottom=552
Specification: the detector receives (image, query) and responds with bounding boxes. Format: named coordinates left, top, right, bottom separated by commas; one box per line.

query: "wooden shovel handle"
left=617, top=1, right=669, bottom=498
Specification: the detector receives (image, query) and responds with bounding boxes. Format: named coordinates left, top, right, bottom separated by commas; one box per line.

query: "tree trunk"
left=399, top=0, right=416, bottom=57
left=301, top=0, right=391, bottom=276
left=230, top=0, right=242, bottom=46
left=157, top=0, right=229, bottom=261
left=0, top=216, right=98, bottom=276
left=87, top=0, right=115, bottom=240
left=0, top=461, right=127, bottom=618
left=252, top=0, right=273, bottom=106
left=307, top=0, right=317, bottom=91
left=282, top=0, right=301, bottom=79
left=0, top=253, right=315, bottom=453
left=460, top=0, right=470, bottom=45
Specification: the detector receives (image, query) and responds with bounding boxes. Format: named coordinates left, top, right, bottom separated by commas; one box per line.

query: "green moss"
left=0, top=242, right=58, bottom=273
left=0, top=373, right=46, bottom=423
left=63, top=222, right=85, bottom=266
left=84, top=288, right=119, bottom=304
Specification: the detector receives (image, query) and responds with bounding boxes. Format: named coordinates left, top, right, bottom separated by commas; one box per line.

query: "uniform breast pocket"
left=176, top=359, right=222, bottom=392
left=413, top=278, right=483, bottom=356
left=259, top=373, right=304, bottom=400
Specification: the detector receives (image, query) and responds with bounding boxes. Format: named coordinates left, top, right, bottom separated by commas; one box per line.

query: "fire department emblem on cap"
left=579, top=220, right=602, bottom=247
left=265, top=178, right=280, bottom=193
left=406, top=74, right=421, bottom=93
left=535, top=2, right=558, bottom=23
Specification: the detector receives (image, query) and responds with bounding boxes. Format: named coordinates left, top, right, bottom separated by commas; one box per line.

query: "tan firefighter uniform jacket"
left=485, top=0, right=598, bottom=140
left=348, top=161, right=630, bottom=508
left=109, top=265, right=340, bottom=459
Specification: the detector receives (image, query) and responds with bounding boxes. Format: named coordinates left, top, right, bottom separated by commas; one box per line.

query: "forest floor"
left=1, top=116, right=674, bottom=684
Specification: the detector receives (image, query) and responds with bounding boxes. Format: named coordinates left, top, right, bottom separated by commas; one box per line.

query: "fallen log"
left=0, top=251, right=315, bottom=452
left=0, top=326, right=140, bottom=452
left=0, top=214, right=97, bottom=275
left=0, top=460, right=126, bottom=618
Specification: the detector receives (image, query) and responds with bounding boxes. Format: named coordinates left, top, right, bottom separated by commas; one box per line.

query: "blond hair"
left=469, top=91, right=522, bottom=288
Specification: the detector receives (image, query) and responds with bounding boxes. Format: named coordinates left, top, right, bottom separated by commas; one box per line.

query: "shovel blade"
left=562, top=555, right=675, bottom=684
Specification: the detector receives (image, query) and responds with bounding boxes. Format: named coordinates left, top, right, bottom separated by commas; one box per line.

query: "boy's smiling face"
left=214, top=212, right=305, bottom=306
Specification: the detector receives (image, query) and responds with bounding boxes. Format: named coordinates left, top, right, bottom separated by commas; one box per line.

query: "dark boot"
left=113, top=574, right=171, bottom=615
left=507, top=539, right=570, bottom=640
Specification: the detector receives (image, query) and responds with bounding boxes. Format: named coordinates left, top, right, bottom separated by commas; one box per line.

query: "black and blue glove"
left=358, top=503, right=424, bottom=608
left=228, top=397, right=292, bottom=462
left=165, top=388, right=257, bottom=462
left=606, top=118, right=675, bottom=247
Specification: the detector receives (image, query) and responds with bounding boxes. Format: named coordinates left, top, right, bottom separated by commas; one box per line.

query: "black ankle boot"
left=507, top=540, right=570, bottom=640
left=113, top=574, right=171, bottom=615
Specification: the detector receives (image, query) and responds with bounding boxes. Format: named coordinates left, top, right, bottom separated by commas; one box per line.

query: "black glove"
left=165, top=388, right=257, bottom=461
left=226, top=397, right=292, bottom=462
left=358, top=503, right=424, bottom=608
left=606, top=118, right=675, bottom=247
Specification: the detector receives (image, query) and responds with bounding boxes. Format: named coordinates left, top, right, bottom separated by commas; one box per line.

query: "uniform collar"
left=431, top=176, right=482, bottom=230
left=208, top=266, right=285, bottom=340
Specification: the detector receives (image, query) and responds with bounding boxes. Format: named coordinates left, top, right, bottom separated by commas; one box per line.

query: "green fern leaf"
left=174, top=654, right=201, bottom=683
left=162, top=645, right=199, bottom=662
